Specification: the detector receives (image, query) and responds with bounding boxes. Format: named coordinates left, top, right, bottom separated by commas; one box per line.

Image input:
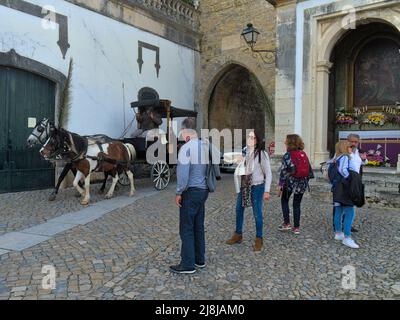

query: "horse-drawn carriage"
left=118, top=98, right=197, bottom=190
left=27, top=88, right=197, bottom=203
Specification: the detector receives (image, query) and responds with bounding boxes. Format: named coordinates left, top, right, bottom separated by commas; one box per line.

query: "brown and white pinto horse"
left=27, top=118, right=114, bottom=200
left=40, top=128, right=136, bottom=205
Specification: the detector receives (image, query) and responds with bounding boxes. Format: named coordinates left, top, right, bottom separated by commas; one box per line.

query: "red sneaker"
left=292, top=227, right=300, bottom=235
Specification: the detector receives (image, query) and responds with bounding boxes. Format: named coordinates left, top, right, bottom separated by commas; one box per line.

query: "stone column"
left=313, top=60, right=333, bottom=166
left=274, top=1, right=297, bottom=156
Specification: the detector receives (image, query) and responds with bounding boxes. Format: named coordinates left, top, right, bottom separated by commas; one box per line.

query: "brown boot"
left=253, top=237, right=263, bottom=252
left=225, top=232, right=242, bottom=245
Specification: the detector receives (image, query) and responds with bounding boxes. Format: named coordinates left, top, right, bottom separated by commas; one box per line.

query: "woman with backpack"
left=225, top=130, right=272, bottom=252
left=278, top=134, right=314, bottom=235
left=332, top=140, right=360, bottom=249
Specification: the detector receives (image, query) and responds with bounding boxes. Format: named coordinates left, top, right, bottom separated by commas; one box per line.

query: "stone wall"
left=274, top=0, right=296, bottom=155
left=310, top=170, right=400, bottom=208
left=64, top=0, right=201, bottom=50
left=0, top=0, right=201, bottom=190
left=198, top=0, right=276, bottom=147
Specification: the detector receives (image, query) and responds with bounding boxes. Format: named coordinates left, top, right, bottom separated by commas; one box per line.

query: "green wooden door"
left=0, top=66, right=55, bottom=193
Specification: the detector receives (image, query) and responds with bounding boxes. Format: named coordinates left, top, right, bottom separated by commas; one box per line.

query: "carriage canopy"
left=131, top=99, right=197, bottom=119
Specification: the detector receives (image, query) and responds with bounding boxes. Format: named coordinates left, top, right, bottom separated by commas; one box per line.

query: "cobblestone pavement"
left=0, top=177, right=155, bottom=236
left=0, top=174, right=399, bottom=300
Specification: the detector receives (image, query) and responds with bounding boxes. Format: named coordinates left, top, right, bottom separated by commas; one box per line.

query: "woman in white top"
left=225, top=130, right=272, bottom=252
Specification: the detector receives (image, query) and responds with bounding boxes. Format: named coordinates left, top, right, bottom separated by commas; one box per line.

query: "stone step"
left=313, top=170, right=400, bottom=188
left=310, top=180, right=399, bottom=193
left=311, top=179, right=399, bottom=192
left=309, top=181, right=400, bottom=208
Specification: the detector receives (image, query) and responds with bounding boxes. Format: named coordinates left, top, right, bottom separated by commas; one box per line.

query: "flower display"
left=335, top=112, right=356, bottom=125
left=335, top=106, right=400, bottom=128
left=367, top=160, right=382, bottom=166
left=363, top=112, right=386, bottom=126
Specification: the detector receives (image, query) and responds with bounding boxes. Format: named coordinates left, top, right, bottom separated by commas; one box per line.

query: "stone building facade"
left=1, top=0, right=399, bottom=193
left=199, top=0, right=400, bottom=170
left=0, top=0, right=201, bottom=192
left=197, top=0, right=276, bottom=149
left=272, top=0, right=400, bottom=167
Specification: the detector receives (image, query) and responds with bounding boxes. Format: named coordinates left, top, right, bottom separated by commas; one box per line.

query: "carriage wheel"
left=151, top=160, right=171, bottom=190
left=118, top=171, right=130, bottom=186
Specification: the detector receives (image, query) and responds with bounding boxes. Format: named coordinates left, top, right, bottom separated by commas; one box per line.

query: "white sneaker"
left=342, top=237, right=360, bottom=249
left=334, top=233, right=344, bottom=241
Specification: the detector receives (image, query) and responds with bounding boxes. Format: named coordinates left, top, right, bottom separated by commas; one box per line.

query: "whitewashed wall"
left=0, top=0, right=196, bottom=137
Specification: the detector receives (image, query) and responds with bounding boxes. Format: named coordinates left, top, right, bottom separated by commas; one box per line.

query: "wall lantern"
left=241, top=23, right=275, bottom=63
left=241, top=23, right=260, bottom=47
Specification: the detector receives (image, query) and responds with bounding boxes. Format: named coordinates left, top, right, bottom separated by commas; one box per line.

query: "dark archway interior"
left=208, top=65, right=269, bottom=150
left=328, top=22, right=400, bottom=157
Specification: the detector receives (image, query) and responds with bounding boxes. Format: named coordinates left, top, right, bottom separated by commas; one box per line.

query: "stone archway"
left=327, top=22, right=400, bottom=157
left=207, top=64, right=273, bottom=149
left=0, top=49, right=66, bottom=89
left=309, top=8, right=400, bottom=166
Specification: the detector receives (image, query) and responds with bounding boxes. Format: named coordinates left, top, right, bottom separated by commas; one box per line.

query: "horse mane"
left=58, top=128, right=88, bottom=157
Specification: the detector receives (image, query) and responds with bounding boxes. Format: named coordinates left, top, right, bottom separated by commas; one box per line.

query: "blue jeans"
left=235, top=184, right=265, bottom=238
left=179, top=188, right=209, bottom=269
left=334, top=205, right=355, bottom=237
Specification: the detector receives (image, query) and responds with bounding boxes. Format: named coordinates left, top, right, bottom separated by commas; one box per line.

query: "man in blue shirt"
left=170, top=118, right=219, bottom=274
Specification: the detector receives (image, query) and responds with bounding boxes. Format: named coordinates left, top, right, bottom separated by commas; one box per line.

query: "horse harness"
left=72, top=138, right=131, bottom=171
left=52, top=131, right=131, bottom=171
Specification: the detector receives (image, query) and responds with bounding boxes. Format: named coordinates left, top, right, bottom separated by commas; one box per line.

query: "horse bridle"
left=31, top=121, right=51, bottom=145
left=44, top=135, right=68, bottom=160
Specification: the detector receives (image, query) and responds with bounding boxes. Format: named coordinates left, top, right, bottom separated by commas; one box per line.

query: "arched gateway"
left=207, top=63, right=274, bottom=150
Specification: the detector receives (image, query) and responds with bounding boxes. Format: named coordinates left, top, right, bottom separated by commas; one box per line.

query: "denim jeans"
left=281, top=189, right=304, bottom=228
left=235, top=184, right=265, bottom=238
left=179, top=188, right=209, bottom=269
left=333, top=205, right=355, bottom=237
left=332, top=206, right=357, bottom=232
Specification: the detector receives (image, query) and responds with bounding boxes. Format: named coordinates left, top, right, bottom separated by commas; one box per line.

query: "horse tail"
left=124, top=143, right=136, bottom=162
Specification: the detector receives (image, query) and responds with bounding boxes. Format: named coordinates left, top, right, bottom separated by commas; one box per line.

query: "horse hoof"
left=129, top=192, right=135, bottom=197
left=105, top=194, right=113, bottom=199
left=48, top=194, right=56, bottom=201
left=81, top=199, right=89, bottom=206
